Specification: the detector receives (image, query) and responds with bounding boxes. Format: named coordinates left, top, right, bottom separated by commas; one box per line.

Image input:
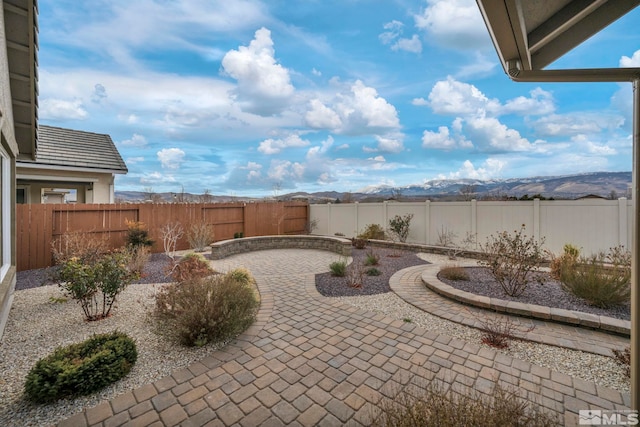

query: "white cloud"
left=120, top=134, right=148, bottom=147
left=312, top=68, right=322, bottom=76
left=140, top=171, right=177, bottom=185
left=337, top=80, right=400, bottom=130
left=306, top=136, right=334, bottom=159
left=126, top=156, right=145, bottom=164
left=46, top=0, right=269, bottom=68
left=422, top=126, right=462, bottom=150
left=157, top=148, right=186, bottom=169
left=533, top=113, right=624, bottom=136
left=428, top=77, right=500, bottom=115
left=258, top=134, right=311, bottom=155
left=502, top=88, right=555, bottom=116
left=374, top=135, right=404, bottom=153
left=414, top=0, right=490, bottom=50
left=466, top=115, right=532, bottom=152
left=306, top=99, right=342, bottom=129
left=449, top=158, right=505, bottom=180
left=267, top=159, right=305, bottom=181
left=392, top=35, right=422, bottom=53
left=456, top=52, right=498, bottom=78
left=369, top=155, right=386, bottom=162
left=620, top=49, right=640, bottom=67
left=380, top=20, right=422, bottom=53
left=306, top=80, right=400, bottom=137
left=39, top=99, right=88, bottom=120
left=221, top=27, right=295, bottom=115
left=412, top=97, right=429, bottom=106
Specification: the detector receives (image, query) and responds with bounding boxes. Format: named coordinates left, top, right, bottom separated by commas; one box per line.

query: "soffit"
left=477, top=0, right=640, bottom=75
left=4, top=0, right=38, bottom=158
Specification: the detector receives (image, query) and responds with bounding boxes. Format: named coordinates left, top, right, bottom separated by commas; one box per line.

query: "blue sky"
left=37, top=0, right=640, bottom=197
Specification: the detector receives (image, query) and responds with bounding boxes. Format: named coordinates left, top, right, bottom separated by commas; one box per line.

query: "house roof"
left=5, top=0, right=39, bottom=158
left=17, top=125, right=128, bottom=174
left=476, top=0, right=640, bottom=82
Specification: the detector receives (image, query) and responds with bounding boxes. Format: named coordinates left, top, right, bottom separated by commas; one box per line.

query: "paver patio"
left=58, top=249, right=631, bottom=427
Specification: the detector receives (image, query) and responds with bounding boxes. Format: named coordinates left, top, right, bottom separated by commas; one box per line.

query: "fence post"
left=383, top=201, right=389, bottom=232
left=533, top=198, right=541, bottom=242
left=619, top=197, right=628, bottom=248
left=471, top=199, right=477, bottom=247
left=424, top=199, right=430, bottom=244
left=354, top=202, right=359, bottom=235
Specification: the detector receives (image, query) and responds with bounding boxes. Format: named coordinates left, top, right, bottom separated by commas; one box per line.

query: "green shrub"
left=479, top=226, right=545, bottom=297
left=559, top=246, right=630, bottom=308
left=125, top=220, right=154, bottom=248
left=388, top=214, right=413, bottom=243
left=358, top=224, right=385, bottom=240
left=330, top=259, right=348, bottom=277
left=24, top=332, right=137, bottom=403
left=234, top=232, right=244, bottom=239
left=365, top=250, right=380, bottom=266
left=226, top=267, right=256, bottom=286
left=57, top=250, right=139, bottom=321
left=155, top=274, right=259, bottom=347
left=187, top=221, right=215, bottom=252
left=170, top=253, right=214, bottom=283
left=366, top=267, right=381, bottom=276
left=374, top=381, right=559, bottom=427
left=438, top=265, right=470, bottom=281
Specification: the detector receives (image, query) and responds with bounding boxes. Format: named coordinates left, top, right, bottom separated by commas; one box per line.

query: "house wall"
left=16, top=168, right=116, bottom=203
left=310, top=198, right=633, bottom=256
left=0, top=1, right=19, bottom=338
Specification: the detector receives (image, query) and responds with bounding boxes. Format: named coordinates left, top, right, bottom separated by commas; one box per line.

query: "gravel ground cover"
left=2, top=249, right=631, bottom=426
left=438, top=266, right=630, bottom=321
left=315, top=246, right=429, bottom=296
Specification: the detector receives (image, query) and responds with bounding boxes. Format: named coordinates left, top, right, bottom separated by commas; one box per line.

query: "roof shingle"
left=20, top=125, right=128, bottom=173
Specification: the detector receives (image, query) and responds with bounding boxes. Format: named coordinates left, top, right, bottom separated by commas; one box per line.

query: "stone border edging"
left=421, top=266, right=630, bottom=337
left=210, top=235, right=352, bottom=260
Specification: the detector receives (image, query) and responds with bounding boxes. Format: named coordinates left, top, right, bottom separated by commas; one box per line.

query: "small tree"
left=388, top=213, right=413, bottom=243
left=187, top=221, right=215, bottom=252
left=479, top=226, right=546, bottom=297
left=161, top=221, right=184, bottom=259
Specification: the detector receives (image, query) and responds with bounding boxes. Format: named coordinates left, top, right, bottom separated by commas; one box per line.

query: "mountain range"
left=115, top=171, right=632, bottom=203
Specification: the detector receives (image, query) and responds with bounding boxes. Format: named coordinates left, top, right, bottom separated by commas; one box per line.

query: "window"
left=0, top=145, right=10, bottom=281
left=16, top=185, right=29, bottom=204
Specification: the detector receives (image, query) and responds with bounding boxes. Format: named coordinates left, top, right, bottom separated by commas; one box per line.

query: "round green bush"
left=24, top=331, right=137, bottom=403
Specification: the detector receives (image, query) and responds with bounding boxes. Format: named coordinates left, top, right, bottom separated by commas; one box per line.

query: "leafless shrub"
left=471, top=310, right=534, bottom=349
left=479, top=226, right=545, bottom=297
left=122, top=244, right=150, bottom=276
left=187, top=221, right=214, bottom=252
left=51, top=230, right=109, bottom=265
left=161, top=222, right=184, bottom=259
left=612, top=347, right=630, bottom=378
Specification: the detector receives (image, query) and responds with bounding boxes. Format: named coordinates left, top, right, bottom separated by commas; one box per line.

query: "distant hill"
left=116, top=171, right=632, bottom=203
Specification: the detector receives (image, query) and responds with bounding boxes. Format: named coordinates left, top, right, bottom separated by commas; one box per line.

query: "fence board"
left=17, top=201, right=308, bottom=271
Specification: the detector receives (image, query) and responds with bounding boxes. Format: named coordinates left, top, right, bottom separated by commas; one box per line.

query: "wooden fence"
left=16, top=201, right=309, bottom=271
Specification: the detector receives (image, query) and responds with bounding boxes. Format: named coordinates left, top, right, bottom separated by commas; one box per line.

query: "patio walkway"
left=59, top=249, right=631, bottom=427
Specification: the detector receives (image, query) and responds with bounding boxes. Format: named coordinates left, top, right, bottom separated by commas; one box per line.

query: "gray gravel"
left=438, top=267, right=630, bottom=321
left=315, top=247, right=429, bottom=296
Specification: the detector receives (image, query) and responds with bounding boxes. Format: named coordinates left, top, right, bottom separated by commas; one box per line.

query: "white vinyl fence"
left=310, top=198, right=632, bottom=256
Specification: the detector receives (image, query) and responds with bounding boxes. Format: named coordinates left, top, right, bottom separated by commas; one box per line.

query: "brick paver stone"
left=55, top=249, right=630, bottom=426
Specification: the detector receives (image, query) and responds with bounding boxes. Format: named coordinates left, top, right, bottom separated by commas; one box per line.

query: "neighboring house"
left=0, top=0, right=38, bottom=336
left=16, top=125, right=128, bottom=204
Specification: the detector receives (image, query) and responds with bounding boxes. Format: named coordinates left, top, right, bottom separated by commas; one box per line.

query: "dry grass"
left=374, top=381, right=559, bottom=427
left=438, top=265, right=470, bottom=281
